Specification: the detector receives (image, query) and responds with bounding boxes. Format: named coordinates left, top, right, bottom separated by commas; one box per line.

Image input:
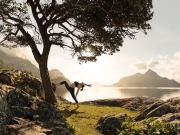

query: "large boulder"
left=134, top=101, right=170, bottom=121
left=0, top=85, right=71, bottom=135
left=134, top=97, right=180, bottom=121
left=97, top=113, right=129, bottom=135
left=6, top=89, right=62, bottom=120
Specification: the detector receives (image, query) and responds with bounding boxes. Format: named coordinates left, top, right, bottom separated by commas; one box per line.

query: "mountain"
left=0, top=50, right=40, bottom=78
left=111, top=69, right=180, bottom=87
left=49, top=69, right=65, bottom=79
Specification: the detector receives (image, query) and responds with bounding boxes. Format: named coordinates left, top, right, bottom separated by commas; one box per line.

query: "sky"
left=1, top=0, right=180, bottom=85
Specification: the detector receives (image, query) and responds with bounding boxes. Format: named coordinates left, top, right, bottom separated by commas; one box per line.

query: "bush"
left=68, top=123, right=76, bottom=134
left=24, top=85, right=37, bottom=97
left=119, top=117, right=175, bottom=135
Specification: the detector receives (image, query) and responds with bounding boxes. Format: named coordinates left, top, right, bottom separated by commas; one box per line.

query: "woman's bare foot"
left=75, top=104, right=79, bottom=109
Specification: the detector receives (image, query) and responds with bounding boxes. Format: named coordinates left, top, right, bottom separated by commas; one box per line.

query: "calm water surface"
left=64, top=87, right=180, bottom=102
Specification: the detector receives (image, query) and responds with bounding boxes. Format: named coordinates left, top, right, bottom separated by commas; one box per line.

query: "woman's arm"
left=82, top=82, right=92, bottom=87
left=76, top=88, right=80, bottom=97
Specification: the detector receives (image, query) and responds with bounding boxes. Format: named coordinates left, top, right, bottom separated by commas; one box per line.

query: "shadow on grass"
left=60, top=108, right=85, bottom=118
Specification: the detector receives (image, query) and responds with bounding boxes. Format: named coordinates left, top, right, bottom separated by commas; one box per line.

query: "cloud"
left=148, top=59, right=160, bottom=68
left=174, top=51, right=180, bottom=58
left=49, top=55, right=61, bottom=65
left=130, top=59, right=160, bottom=71
left=130, top=62, right=147, bottom=70
left=130, top=51, right=180, bottom=83
left=157, top=55, right=170, bottom=59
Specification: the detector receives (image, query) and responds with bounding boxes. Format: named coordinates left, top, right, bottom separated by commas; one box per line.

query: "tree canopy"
left=0, top=0, right=153, bottom=62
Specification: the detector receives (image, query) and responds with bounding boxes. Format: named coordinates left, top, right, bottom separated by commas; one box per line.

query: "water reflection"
left=119, top=87, right=180, bottom=100
left=64, top=87, right=180, bottom=102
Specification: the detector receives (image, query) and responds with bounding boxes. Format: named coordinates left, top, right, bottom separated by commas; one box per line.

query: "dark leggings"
left=60, top=81, right=78, bottom=103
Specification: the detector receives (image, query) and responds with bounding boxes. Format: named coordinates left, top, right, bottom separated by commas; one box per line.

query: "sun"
left=86, top=47, right=90, bottom=52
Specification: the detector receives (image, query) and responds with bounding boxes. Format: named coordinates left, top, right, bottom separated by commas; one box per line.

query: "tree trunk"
left=39, top=62, right=57, bottom=104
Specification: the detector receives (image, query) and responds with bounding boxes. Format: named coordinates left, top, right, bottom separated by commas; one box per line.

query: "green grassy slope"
left=59, top=103, right=139, bottom=135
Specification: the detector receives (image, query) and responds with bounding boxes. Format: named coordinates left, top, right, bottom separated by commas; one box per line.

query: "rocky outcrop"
left=0, top=85, right=70, bottom=135
left=97, top=113, right=129, bottom=135
left=134, top=97, right=180, bottom=121
left=82, top=96, right=163, bottom=111
left=96, top=97, right=180, bottom=135
left=0, top=69, right=43, bottom=97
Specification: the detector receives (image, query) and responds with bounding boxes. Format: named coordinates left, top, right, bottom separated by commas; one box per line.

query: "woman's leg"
left=61, top=81, right=79, bottom=108
left=60, top=81, right=70, bottom=91
left=69, top=88, right=78, bottom=103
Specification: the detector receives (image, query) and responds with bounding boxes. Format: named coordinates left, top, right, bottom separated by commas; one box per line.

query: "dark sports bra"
left=74, top=81, right=79, bottom=87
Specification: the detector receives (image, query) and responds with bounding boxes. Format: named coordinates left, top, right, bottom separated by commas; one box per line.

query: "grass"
left=59, top=103, right=139, bottom=135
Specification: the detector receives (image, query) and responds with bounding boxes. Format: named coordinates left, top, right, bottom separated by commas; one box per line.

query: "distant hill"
left=49, top=69, right=65, bottom=79
left=49, top=69, right=72, bottom=97
left=0, top=58, right=11, bottom=69
left=0, top=50, right=40, bottom=78
left=111, top=69, right=180, bottom=87
left=0, top=49, right=71, bottom=96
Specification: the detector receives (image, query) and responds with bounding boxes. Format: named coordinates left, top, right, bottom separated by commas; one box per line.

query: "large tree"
left=0, top=0, right=153, bottom=104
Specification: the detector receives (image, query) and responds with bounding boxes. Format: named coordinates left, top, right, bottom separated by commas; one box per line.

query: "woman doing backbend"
left=54, top=81, right=91, bottom=109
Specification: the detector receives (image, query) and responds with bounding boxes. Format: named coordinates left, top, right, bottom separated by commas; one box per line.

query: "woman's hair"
left=81, top=85, right=84, bottom=91
left=80, top=83, right=91, bottom=91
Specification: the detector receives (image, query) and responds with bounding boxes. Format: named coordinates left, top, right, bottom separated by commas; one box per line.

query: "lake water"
left=64, top=87, right=180, bottom=103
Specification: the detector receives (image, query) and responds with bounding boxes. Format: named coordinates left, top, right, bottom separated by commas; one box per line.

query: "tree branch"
left=1, top=8, right=24, bottom=25
left=16, top=24, right=42, bottom=63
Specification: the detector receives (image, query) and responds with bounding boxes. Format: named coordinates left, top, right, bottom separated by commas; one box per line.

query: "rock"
left=146, top=103, right=170, bottom=118
left=0, top=87, right=8, bottom=134
left=0, top=69, right=44, bottom=97
left=0, top=70, right=13, bottom=85
left=0, top=113, right=7, bottom=135
left=134, top=97, right=180, bottom=121
left=81, top=96, right=162, bottom=111
left=134, top=102, right=164, bottom=121
left=97, top=113, right=129, bottom=135
left=155, top=113, right=180, bottom=122
left=29, top=78, right=43, bottom=96
left=166, top=97, right=180, bottom=104
left=0, top=86, right=71, bottom=135
left=155, top=113, right=180, bottom=134
left=0, top=88, right=8, bottom=112
left=7, top=89, right=33, bottom=107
